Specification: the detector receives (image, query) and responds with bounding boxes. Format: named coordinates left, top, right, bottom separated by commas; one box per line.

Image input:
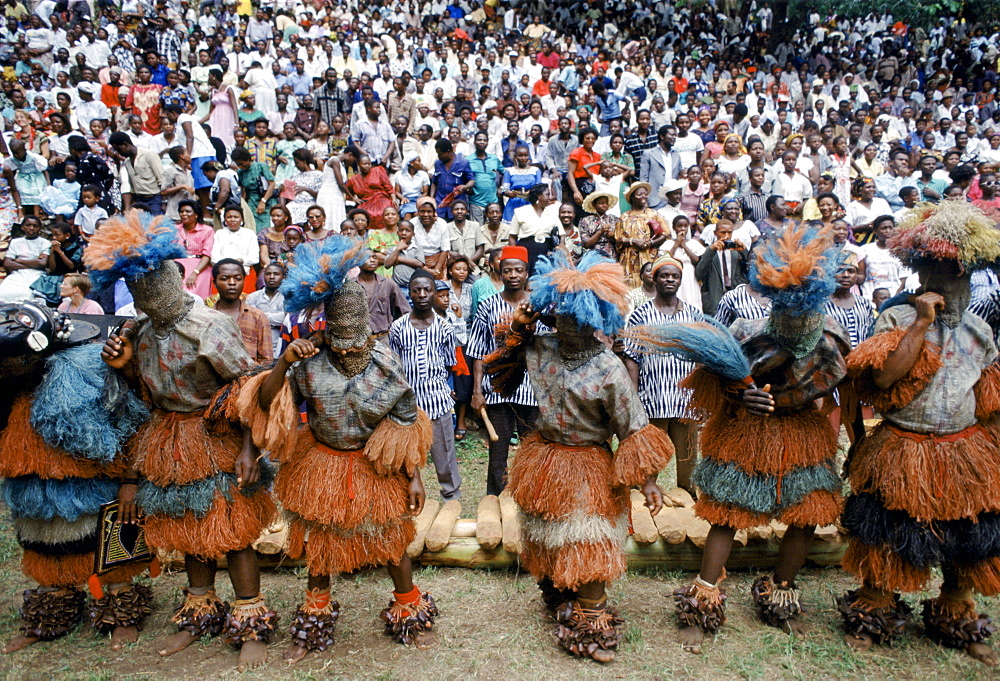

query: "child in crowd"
left=592, top=160, right=625, bottom=217
left=57, top=273, right=104, bottom=314
left=386, top=220, right=425, bottom=296
left=3, top=138, right=48, bottom=217
left=390, top=270, right=462, bottom=501
left=0, top=214, right=50, bottom=302
left=871, top=286, right=890, bottom=315
left=895, top=186, right=919, bottom=221
left=74, top=185, right=109, bottom=243
left=247, top=262, right=287, bottom=357
left=29, top=222, right=86, bottom=306
left=277, top=225, right=305, bottom=267
left=38, top=161, right=81, bottom=219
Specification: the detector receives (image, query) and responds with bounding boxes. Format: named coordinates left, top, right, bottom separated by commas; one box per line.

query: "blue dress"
left=500, top=166, right=542, bottom=223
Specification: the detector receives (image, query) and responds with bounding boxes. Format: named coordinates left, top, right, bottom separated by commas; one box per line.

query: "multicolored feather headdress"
left=889, top=201, right=1000, bottom=272
left=82, top=209, right=188, bottom=292
left=749, top=223, right=838, bottom=316
left=529, top=251, right=630, bottom=335
left=281, top=235, right=370, bottom=313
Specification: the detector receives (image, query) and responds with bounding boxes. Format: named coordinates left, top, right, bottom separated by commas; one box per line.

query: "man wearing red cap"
left=467, top=245, right=545, bottom=495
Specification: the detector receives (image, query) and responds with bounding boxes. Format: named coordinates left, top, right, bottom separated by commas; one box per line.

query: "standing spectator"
left=3, top=138, right=48, bottom=217
left=467, top=131, right=503, bottom=223
left=578, top=190, right=619, bottom=260
left=161, top=147, right=195, bottom=222
left=641, top=125, right=682, bottom=209
left=694, top=219, right=749, bottom=316
left=467, top=245, right=542, bottom=495
left=658, top=215, right=705, bottom=311
left=174, top=198, right=215, bottom=298
left=859, top=215, right=909, bottom=298
left=109, top=132, right=164, bottom=214
left=623, top=255, right=700, bottom=491
left=508, top=183, right=562, bottom=273
left=430, top=139, right=475, bottom=221
left=615, top=182, right=668, bottom=287
left=205, top=258, right=273, bottom=363
left=247, top=262, right=286, bottom=357
left=390, top=270, right=462, bottom=501
left=353, top=250, right=410, bottom=342
left=232, top=146, right=276, bottom=232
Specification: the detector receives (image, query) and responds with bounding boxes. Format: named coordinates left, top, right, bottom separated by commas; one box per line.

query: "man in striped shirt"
left=390, top=270, right=462, bottom=501
left=467, top=245, right=541, bottom=495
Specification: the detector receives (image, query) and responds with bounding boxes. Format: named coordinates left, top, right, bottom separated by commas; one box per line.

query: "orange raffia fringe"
left=847, top=327, right=943, bottom=412
left=393, top=585, right=421, bottom=606
left=214, top=370, right=298, bottom=463
left=842, top=541, right=931, bottom=593
left=520, top=537, right=627, bottom=591
left=613, top=423, right=673, bottom=488
left=21, top=551, right=148, bottom=588
left=680, top=367, right=731, bottom=422
left=547, top=261, right=630, bottom=315
left=0, top=396, right=127, bottom=480
left=129, top=409, right=242, bottom=486
left=754, top=223, right=833, bottom=290
left=285, top=514, right=414, bottom=574
left=975, top=362, right=1000, bottom=421
left=848, top=585, right=900, bottom=612
left=82, top=211, right=172, bottom=271
left=955, top=556, right=1000, bottom=597
left=507, top=434, right=628, bottom=522
left=143, top=488, right=276, bottom=560
left=276, top=429, right=410, bottom=528
left=699, top=407, right=837, bottom=476
left=364, top=411, right=432, bottom=477
left=849, top=422, right=1000, bottom=521
left=693, top=489, right=842, bottom=530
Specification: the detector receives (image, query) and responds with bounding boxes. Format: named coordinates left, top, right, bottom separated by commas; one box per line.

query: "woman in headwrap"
left=716, top=134, right=751, bottom=175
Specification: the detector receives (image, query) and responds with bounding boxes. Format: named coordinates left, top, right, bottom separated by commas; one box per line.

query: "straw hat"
left=582, top=191, right=618, bottom=214
left=624, top=182, right=652, bottom=203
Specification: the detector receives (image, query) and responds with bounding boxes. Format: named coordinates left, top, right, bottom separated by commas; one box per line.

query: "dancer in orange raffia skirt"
left=244, top=234, right=435, bottom=664
left=87, top=209, right=278, bottom=672
left=838, top=201, right=1000, bottom=667
left=485, top=251, right=673, bottom=663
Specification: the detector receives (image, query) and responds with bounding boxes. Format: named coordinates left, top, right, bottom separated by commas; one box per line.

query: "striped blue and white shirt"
left=624, top=299, right=701, bottom=419
left=715, top=284, right=771, bottom=327
left=466, top=293, right=544, bottom=407
left=824, top=296, right=875, bottom=349
left=389, top=315, right=457, bottom=420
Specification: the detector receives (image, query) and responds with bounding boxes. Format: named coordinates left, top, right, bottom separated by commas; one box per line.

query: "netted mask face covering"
left=128, top=261, right=193, bottom=331
left=555, top=314, right=604, bottom=369
left=323, top=280, right=371, bottom=351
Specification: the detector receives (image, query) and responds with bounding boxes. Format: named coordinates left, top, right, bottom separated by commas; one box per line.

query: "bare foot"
left=282, top=642, right=309, bottom=664
left=780, top=616, right=808, bottom=638
left=2, top=634, right=40, bottom=654
left=968, top=642, right=1000, bottom=666
left=110, top=626, right=138, bottom=651
left=158, top=630, right=199, bottom=657
left=414, top=629, right=436, bottom=650
left=844, top=632, right=872, bottom=652
left=238, top=640, right=268, bottom=671
left=678, top=625, right=704, bottom=654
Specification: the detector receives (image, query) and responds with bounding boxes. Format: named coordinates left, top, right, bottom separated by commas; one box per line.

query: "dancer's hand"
left=118, top=482, right=139, bottom=524
left=510, top=301, right=539, bottom=332
left=913, top=291, right=945, bottom=326
left=235, top=442, right=261, bottom=489
left=102, top=333, right=133, bottom=369
left=641, top=476, right=663, bottom=516
left=743, top=383, right=774, bottom=415
left=408, top=470, right=426, bottom=515
left=282, top=337, right=318, bottom=364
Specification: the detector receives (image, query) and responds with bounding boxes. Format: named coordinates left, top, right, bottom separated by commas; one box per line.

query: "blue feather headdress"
left=529, top=251, right=630, bottom=335
left=621, top=315, right=754, bottom=385
left=82, top=209, right=188, bottom=292
left=749, top=224, right=838, bottom=316
left=281, top=235, right=370, bottom=313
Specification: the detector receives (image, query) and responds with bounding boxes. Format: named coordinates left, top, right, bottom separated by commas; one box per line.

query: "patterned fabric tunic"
left=290, top=343, right=420, bottom=450
left=134, top=304, right=252, bottom=412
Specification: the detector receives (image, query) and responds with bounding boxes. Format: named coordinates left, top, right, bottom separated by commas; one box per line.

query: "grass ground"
left=0, top=433, right=997, bottom=680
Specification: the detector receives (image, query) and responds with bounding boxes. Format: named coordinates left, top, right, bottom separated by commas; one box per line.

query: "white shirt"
left=211, top=227, right=260, bottom=272
left=412, top=217, right=452, bottom=257
left=176, top=113, right=215, bottom=159
left=673, top=133, right=704, bottom=168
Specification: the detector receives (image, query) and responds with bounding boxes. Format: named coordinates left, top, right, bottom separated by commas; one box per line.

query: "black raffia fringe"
left=836, top=588, right=912, bottom=645
left=20, top=587, right=85, bottom=640
left=171, top=588, right=230, bottom=639
left=288, top=603, right=340, bottom=652
left=380, top=592, right=438, bottom=645
left=538, top=577, right=576, bottom=614
left=842, top=493, right=1000, bottom=568
left=554, top=600, right=623, bottom=661
left=89, top=583, right=153, bottom=634
left=921, top=597, right=996, bottom=650
left=673, top=583, right=727, bottom=634
left=752, top=576, right=803, bottom=628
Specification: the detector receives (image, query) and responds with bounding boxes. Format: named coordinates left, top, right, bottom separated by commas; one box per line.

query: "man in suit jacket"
left=694, top=220, right=749, bottom=316
left=640, top=124, right=683, bottom=210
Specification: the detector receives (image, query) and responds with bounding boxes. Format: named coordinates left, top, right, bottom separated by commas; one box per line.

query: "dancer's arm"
left=874, top=292, right=943, bottom=389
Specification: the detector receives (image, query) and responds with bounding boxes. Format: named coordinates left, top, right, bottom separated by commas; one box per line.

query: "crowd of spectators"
left=1, top=0, right=999, bottom=496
